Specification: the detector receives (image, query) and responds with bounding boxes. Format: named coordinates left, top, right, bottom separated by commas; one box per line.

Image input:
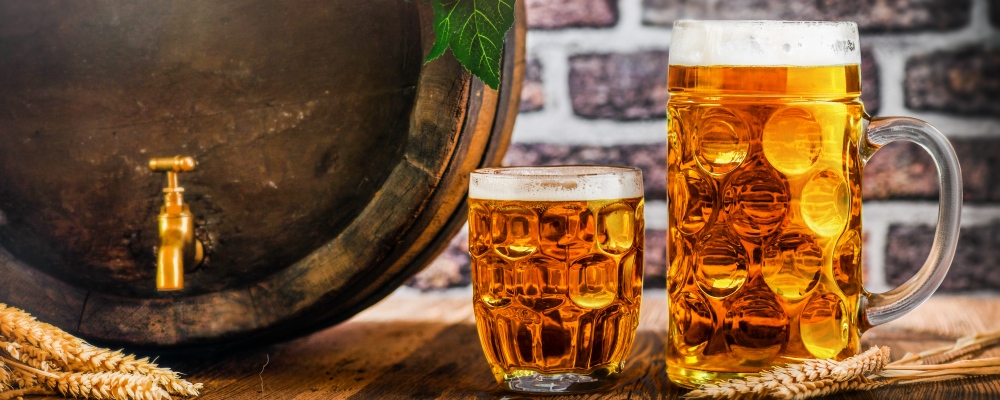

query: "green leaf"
left=426, top=0, right=515, bottom=89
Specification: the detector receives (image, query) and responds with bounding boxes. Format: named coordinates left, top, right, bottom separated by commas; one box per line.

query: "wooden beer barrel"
left=0, top=1, right=524, bottom=348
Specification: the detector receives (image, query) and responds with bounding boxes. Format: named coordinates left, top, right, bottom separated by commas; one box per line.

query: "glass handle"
left=860, top=117, right=962, bottom=328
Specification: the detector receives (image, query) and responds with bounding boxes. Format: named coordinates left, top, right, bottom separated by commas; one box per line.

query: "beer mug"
left=665, top=21, right=961, bottom=387
left=469, top=166, right=644, bottom=393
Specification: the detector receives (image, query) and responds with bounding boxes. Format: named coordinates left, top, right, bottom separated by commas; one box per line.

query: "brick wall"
left=408, top=0, right=1000, bottom=294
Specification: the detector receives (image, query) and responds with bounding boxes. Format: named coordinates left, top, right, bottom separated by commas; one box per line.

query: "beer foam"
left=669, top=20, right=860, bottom=66
left=470, top=166, right=643, bottom=201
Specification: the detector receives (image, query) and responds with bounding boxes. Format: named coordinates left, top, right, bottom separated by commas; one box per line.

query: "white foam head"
left=470, top=166, right=643, bottom=201
left=669, top=20, right=860, bottom=66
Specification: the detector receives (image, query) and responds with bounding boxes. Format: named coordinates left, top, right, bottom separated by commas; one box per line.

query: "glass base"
left=498, top=370, right=618, bottom=394
left=667, top=364, right=756, bottom=389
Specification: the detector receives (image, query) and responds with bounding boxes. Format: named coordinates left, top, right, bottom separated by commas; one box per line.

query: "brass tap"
left=150, top=156, right=204, bottom=291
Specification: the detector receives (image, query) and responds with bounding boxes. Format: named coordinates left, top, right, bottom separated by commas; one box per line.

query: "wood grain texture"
left=22, top=292, right=994, bottom=399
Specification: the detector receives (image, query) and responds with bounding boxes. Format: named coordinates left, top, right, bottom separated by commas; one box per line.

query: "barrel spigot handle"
left=149, top=156, right=204, bottom=291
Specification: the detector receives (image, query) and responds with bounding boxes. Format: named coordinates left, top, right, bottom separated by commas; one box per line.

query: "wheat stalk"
left=68, top=345, right=203, bottom=396
left=685, top=328, right=1000, bottom=400
left=1, top=340, right=61, bottom=389
left=2, top=350, right=171, bottom=400
left=830, top=346, right=890, bottom=381
left=1, top=341, right=59, bottom=372
left=52, top=371, right=172, bottom=400
left=890, top=330, right=1000, bottom=366
left=0, top=304, right=202, bottom=397
left=0, top=304, right=202, bottom=399
left=0, top=305, right=77, bottom=364
left=0, top=359, right=12, bottom=391
left=769, top=376, right=888, bottom=400
left=682, top=346, right=889, bottom=399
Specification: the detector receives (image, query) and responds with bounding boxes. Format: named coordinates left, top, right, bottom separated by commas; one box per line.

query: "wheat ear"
left=50, top=371, right=171, bottom=400
left=682, top=360, right=841, bottom=398
left=2, top=350, right=171, bottom=400
left=830, top=346, right=891, bottom=381
left=0, top=304, right=202, bottom=396
left=1, top=340, right=62, bottom=388
left=1, top=341, right=59, bottom=372
left=683, top=347, right=890, bottom=399
left=891, top=330, right=1000, bottom=366
left=0, top=359, right=12, bottom=391
left=682, top=362, right=841, bottom=399
left=0, top=305, right=77, bottom=363
left=769, top=377, right=888, bottom=400
left=69, top=345, right=203, bottom=396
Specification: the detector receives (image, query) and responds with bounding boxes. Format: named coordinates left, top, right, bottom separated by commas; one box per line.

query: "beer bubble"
left=722, top=166, right=789, bottom=239
left=695, top=108, right=749, bottom=174
left=492, top=205, right=539, bottom=259
left=667, top=231, right=692, bottom=297
left=762, top=232, right=823, bottom=299
left=469, top=203, right=491, bottom=256
left=619, top=250, right=642, bottom=305
left=670, top=169, right=716, bottom=235
left=538, top=309, right=574, bottom=368
left=801, top=170, right=850, bottom=237
left=473, top=302, right=508, bottom=366
left=539, top=203, right=595, bottom=261
left=800, top=292, right=849, bottom=359
left=694, top=227, right=748, bottom=298
left=670, top=291, right=715, bottom=355
left=724, top=287, right=788, bottom=362
left=832, top=230, right=862, bottom=296
left=569, top=254, right=618, bottom=309
left=668, top=108, right=683, bottom=168
left=515, top=256, right=567, bottom=311
left=597, top=202, right=636, bottom=255
left=635, top=202, right=645, bottom=235
left=477, top=255, right=514, bottom=307
left=608, top=306, right=640, bottom=362
left=590, top=304, right=636, bottom=366
left=762, top=108, right=822, bottom=175
left=502, top=306, right=543, bottom=364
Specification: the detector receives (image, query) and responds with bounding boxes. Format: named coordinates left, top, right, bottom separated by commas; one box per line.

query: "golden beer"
left=666, top=63, right=865, bottom=385
left=469, top=166, right=644, bottom=393
left=666, top=21, right=868, bottom=387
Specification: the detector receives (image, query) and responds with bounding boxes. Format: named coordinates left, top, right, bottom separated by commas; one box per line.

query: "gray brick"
left=993, top=0, right=1000, bottom=28
left=863, top=138, right=1000, bottom=203
left=526, top=0, right=618, bottom=30
left=905, top=46, right=1000, bottom=115
left=642, top=0, right=971, bottom=33
left=520, top=57, right=544, bottom=113
left=645, top=229, right=667, bottom=288
left=861, top=47, right=880, bottom=116
left=569, top=51, right=670, bottom=120
left=862, top=142, right=938, bottom=200
left=568, top=49, right=875, bottom=119
left=503, top=142, right=667, bottom=200
left=886, top=221, right=1000, bottom=292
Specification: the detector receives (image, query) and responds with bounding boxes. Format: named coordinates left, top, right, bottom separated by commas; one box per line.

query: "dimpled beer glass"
left=469, top=166, right=644, bottom=393
left=666, top=21, right=962, bottom=387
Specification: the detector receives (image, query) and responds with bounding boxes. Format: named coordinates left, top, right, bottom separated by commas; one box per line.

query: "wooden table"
left=91, top=290, right=1000, bottom=399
